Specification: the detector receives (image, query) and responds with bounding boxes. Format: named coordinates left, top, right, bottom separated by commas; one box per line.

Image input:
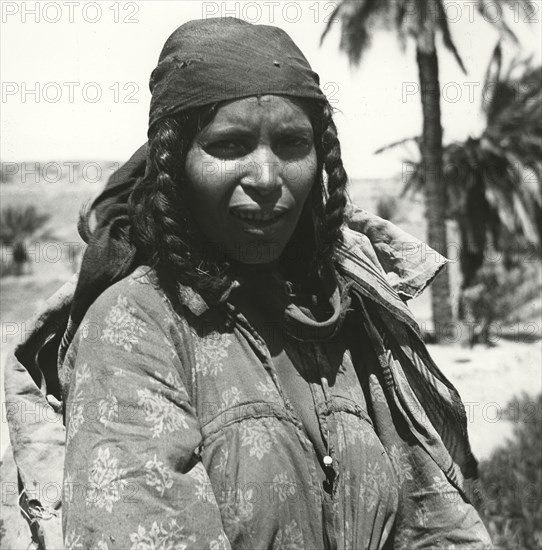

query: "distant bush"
left=479, top=392, right=542, bottom=549
left=460, top=259, right=541, bottom=345
left=0, top=248, right=19, bottom=277
left=375, top=194, right=401, bottom=222
left=0, top=205, right=49, bottom=242
left=0, top=205, right=50, bottom=276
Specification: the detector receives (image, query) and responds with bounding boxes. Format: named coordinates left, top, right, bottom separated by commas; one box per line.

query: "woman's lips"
left=230, top=209, right=286, bottom=222
left=229, top=207, right=288, bottom=234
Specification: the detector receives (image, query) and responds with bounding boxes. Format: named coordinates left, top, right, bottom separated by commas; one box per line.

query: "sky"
left=1, top=0, right=541, bottom=178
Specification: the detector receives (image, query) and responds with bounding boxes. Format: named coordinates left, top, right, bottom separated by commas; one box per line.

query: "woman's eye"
left=276, top=136, right=311, bottom=156
left=205, top=140, right=248, bottom=159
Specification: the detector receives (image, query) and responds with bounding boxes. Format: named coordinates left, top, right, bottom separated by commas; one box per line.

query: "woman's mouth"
left=229, top=208, right=288, bottom=233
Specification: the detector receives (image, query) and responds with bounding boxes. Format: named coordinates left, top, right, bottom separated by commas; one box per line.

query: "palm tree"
left=399, top=45, right=541, bottom=341
left=408, top=45, right=541, bottom=281
left=322, top=0, right=529, bottom=340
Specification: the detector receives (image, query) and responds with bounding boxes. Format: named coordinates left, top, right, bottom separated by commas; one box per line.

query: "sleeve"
left=358, top=303, right=493, bottom=549
left=61, top=281, right=231, bottom=550
left=389, top=454, right=493, bottom=549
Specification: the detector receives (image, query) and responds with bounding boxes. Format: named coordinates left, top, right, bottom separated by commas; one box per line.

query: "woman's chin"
left=231, top=245, right=282, bottom=265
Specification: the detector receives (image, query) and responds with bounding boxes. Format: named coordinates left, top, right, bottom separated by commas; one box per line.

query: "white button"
left=323, top=455, right=333, bottom=467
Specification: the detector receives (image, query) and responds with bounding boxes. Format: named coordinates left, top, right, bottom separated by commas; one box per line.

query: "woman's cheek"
left=187, top=157, right=230, bottom=204
left=199, top=156, right=227, bottom=189
left=289, top=156, right=317, bottom=201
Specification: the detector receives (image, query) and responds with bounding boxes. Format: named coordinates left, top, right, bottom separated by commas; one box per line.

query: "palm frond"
left=401, top=163, right=424, bottom=196
left=404, top=0, right=435, bottom=54
left=320, top=2, right=346, bottom=45
left=475, top=0, right=519, bottom=42
left=436, top=1, right=467, bottom=73
left=399, top=49, right=541, bottom=287
left=320, top=0, right=387, bottom=65
left=483, top=42, right=503, bottom=119
left=374, top=136, right=420, bottom=154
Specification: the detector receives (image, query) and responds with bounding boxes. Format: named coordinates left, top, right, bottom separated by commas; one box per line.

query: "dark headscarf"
left=69, top=17, right=326, bottom=330
left=149, top=17, right=325, bottom=133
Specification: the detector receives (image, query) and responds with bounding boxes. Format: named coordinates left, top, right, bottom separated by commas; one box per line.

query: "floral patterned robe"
left=60, top=265, right=402, bottom=549
left=5, top=210, right=493, bottom=549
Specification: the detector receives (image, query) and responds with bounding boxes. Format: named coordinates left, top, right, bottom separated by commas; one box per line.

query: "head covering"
left=69, top=17, right=327, bottom=332
left=148, top=17, right=326, bottom=133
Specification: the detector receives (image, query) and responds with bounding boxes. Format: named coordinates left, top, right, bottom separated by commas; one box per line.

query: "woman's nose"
left=240, top=146, right=282, bottom=197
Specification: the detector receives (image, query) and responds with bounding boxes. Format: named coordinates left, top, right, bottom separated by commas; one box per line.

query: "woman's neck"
left=230, top=259, right=280, bottom=276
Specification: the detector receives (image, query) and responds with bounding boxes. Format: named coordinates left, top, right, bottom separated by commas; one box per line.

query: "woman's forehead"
left=206, top=95, right=313, bottom=129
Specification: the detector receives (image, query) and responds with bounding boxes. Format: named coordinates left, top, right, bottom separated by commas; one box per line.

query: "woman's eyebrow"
left=199, top=125, right=252, bottom=139
left=275, top=123, right=313, bottom=134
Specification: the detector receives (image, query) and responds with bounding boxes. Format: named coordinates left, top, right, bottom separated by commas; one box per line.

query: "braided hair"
left=128, top=98, right=348, bottom=308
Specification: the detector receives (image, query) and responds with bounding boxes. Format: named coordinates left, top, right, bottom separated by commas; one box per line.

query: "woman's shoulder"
left=65, top=266, right=195, bottom=379
left=84, top=265, right=174, bottom=326
left=342, top=204, right=448, bottom=301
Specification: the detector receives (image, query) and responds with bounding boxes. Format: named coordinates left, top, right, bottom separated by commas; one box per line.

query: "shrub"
left=375, top=194, right=401, bottom=222
left=0, top=206, right=49, bottom=277
left=460, top=259, right=541, bottom=345
left=0, top=205, right=49, bottom=242
left=479, top=393, right=542, bottom=549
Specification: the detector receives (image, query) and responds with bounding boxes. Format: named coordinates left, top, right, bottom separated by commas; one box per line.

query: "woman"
left=5, top=17, right=492, bottom=550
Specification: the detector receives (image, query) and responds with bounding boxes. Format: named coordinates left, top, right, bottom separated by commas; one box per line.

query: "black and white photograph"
left=1, top=1, right=541, bottom=549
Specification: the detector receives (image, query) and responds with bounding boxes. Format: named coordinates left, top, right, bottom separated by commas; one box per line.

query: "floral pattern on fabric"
left=271, top=472, right=298, bottom=502
left=361, top=460, right=394, bottom=513
left=209, top=532, right=230, bottom=550
left=217, top=486, right=255, bottom=539
left=194, top=330, right=233, bottom=377
left=221, top=386, right=242, bottom=409
left=137, top=387, right=189, bottom=437
left=274, top=519, right=304, bottom=549
left=144, top=455, right=174, bottom=497
left=239, top=418, right=276, bottom=460
left=64, top=529, right=84, bottom=550
left=86, top=447, right=128, bottom=513
left=128, top=519, right=196, bottom=550
left=215, top=445, right=229, bottom=475
left=66, top=362, right=90, bottom=443
left=101, top=294, right=146, bottom=352
left=189, top=462, right=218, bottom=505
left=388, top=444, right=415, bottom=485
left=62, top=275, right=232, bottom=550
left=60, top=267, right=491, bottom=550
left=97, top=391, right=119, bottom=427
left=336, top=412, right=377, bottom=453
left=151, top=368, right=182, bottom=390
left=255, top=379, right=278, bottom=399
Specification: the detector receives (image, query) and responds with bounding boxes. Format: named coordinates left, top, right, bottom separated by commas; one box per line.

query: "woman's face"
left=185, top=94, right=317, bottom=264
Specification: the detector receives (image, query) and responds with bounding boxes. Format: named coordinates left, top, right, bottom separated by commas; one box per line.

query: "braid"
left=129, top=111, right=232, bottom=309
left=281, top=100, right=349, bottom=289
left=320, top=102, right=348, bottom=264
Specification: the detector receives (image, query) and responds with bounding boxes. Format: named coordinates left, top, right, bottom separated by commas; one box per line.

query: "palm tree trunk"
left=416, top=43, right=454, bottom=340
